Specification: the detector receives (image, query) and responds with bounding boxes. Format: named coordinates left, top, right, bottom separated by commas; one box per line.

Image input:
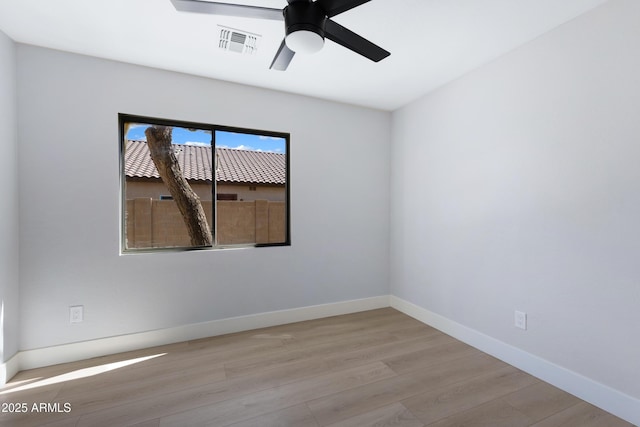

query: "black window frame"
left=119, top=113, right=291, bottom=253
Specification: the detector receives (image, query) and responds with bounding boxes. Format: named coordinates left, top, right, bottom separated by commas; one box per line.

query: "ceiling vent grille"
left=218, top=25, right=261, bottom=55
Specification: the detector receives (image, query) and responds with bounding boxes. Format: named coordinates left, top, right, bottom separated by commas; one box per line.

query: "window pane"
left=214, top=130, right=288, bottom=246
left=123, top=121, right=213, bottom=250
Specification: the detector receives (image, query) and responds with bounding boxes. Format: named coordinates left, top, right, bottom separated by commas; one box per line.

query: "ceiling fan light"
left=285, top=30, right=324, bottom=54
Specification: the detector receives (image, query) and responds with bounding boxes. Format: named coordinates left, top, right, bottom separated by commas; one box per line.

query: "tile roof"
left=124, top=140, right=286, bottom=185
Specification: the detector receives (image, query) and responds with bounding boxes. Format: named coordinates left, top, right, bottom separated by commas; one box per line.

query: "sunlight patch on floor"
left=0, top=353, right=166, bottom=395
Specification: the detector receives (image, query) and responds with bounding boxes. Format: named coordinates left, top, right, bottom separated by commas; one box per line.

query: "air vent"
left=218, top=25, right=261, bottom=55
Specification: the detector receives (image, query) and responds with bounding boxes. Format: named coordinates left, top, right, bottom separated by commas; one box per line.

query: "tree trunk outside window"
left=145, top=126, right=213, bottom=247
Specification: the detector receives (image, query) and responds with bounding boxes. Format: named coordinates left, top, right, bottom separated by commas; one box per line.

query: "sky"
left=126, top=124, right=286, bottom=153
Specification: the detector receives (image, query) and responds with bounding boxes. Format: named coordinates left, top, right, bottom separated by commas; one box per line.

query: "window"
left=120, top=114, right=290, bottom=252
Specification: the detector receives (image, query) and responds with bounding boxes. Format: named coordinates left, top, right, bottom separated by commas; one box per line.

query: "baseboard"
left=0, top=353, right=20, bottom=386
left=16, top=295, right=390, bottom=374
left=390, top=296, right=640, bottom=426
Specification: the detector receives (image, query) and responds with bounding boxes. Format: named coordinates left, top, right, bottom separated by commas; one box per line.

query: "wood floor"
left=0, top=308, right=634, bottom=427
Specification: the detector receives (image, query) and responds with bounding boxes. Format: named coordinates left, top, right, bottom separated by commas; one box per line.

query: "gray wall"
left=0, top=30, right=19, bottom=364
left=16, top=45, right=391, bottom=350
left=391, top=0, right=640, bottom=401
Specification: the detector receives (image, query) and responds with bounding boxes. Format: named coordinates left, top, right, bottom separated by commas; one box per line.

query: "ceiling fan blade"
left=316, top=0, right=371, bottom=17
left=170, top=0, right=283, bottom=21
left=270, top=39, right=296, bottom=71
left=324, top=19, right=390, bottom=62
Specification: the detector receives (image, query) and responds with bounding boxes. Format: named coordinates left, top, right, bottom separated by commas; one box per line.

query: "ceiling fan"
left=170, top=0, right=390, bottom=71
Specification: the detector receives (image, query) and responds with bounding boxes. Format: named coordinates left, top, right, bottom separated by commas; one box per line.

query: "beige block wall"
left=125, top=198, right=286, bottom=249
left=125, top=180, right=285, bottom=202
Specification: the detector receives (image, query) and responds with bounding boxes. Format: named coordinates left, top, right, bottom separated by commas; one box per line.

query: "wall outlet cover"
left=70, top=305, right=84, bottom=323
left=515, top=310, right=527, bottom=330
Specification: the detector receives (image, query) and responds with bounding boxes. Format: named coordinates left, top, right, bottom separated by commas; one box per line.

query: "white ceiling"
left=0, top=0, right=608, bottom=111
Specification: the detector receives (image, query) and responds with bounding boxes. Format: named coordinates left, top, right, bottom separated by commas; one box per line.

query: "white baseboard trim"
left=16, top=295, right=390, bottom=374
left=0, top=353, right=20, bottom=386
left=390, top=296, right=640, bottom=426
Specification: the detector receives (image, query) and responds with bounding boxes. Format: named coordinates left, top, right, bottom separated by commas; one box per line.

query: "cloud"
left=183, top=141, right=210, bottom=147
left=217, top=144, right=282, bottom=153
left=220, top=144, right=258, bottom=151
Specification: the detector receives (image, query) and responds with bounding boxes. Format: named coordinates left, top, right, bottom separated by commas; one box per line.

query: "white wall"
left=391, top=0, right=640, bottom=405
left=17, top=45, right=390, bottom=350
left=0, top=30, right=19, bottom=366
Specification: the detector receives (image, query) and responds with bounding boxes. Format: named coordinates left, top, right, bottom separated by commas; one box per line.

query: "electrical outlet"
left=70, top=305, right=84, bottom=323
left=515, top=310, right=527, bottom=330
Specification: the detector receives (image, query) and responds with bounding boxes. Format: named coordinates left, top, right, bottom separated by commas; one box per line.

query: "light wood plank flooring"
left=0, top=308, right=634, bottom=427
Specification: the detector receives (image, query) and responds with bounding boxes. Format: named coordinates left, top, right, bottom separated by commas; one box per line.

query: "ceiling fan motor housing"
left=284, top=1, right=327, bottom=41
